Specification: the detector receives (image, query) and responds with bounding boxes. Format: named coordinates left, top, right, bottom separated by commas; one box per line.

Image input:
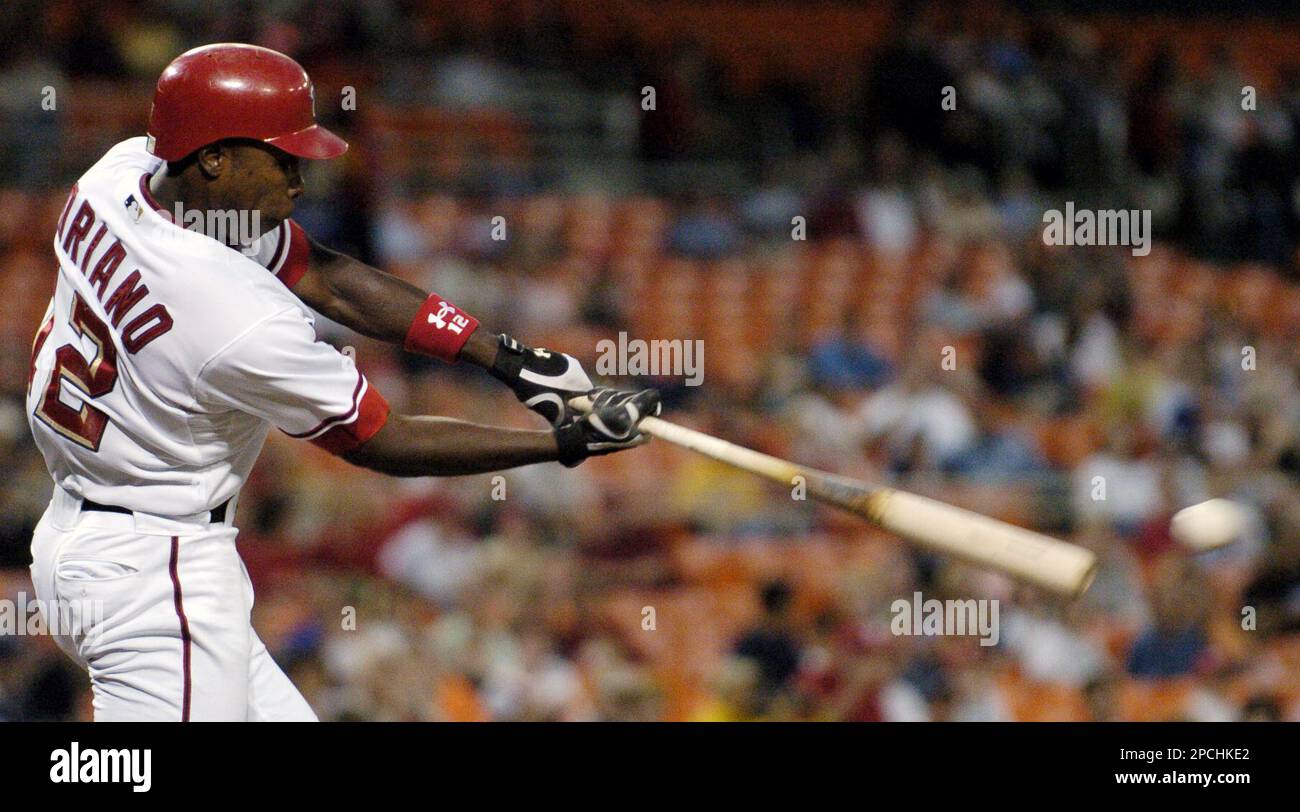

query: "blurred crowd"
left=1, top=0, right=1299, bottom=721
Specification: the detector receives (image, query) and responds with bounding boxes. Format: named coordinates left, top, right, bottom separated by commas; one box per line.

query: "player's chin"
left=255, top=206, right=291, bottom=234
left=257, top=201, right=295, bottom=230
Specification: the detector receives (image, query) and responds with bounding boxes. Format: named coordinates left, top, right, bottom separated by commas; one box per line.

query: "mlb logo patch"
left=125, top=194, right=143, bottom=222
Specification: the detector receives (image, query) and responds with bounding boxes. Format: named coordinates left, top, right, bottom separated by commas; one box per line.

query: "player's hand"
left=554, top=387, right=661, bottom=467
left=488, top=334, right=594, bottom=426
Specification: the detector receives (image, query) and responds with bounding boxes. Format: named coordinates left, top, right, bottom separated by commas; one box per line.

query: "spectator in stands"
left=735, top=580, right=804, bottom=704
left=858, top=353, right=978, bottom=474
left=1127, top=558, right=1211, bottom=679
left=1073, top=425, right=1164, bottom=538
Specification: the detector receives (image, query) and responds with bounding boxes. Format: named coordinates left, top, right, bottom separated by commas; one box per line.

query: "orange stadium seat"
left=999, top=671, right=1089, bottom=722
left=1116, top=679, right=1196, bottom=722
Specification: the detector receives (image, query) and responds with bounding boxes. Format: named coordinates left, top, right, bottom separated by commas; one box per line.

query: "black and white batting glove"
left=554, top=387, right=661, bottom=467
left=489, top=334, right=594, bottom=426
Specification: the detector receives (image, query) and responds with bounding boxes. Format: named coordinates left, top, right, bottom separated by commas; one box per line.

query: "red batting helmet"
left=147, top=43, right=348, bottom=162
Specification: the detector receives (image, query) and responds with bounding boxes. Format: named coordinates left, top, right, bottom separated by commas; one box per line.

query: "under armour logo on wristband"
left=406, top=293, right=479, bottom=362
left=428, top=301, right=470, bottom=334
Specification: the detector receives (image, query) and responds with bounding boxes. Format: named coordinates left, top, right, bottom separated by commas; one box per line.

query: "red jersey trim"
left=138, top=174, right=174, bottom=222
left=276, top=220, right=310, bottom=289
left=265, top=221, right=288, bottom=274
left=284, top=375, right=390, bottom=455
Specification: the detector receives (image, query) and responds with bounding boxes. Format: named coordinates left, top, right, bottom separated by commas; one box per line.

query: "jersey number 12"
left=30, top=293, right=118, bottom=451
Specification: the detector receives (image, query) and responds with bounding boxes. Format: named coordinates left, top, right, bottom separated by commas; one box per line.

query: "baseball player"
left=26, top=43, right=659, bottom=721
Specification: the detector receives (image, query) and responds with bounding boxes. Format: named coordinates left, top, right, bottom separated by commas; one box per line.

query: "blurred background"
left=1, top=0, right=1299, bottom=721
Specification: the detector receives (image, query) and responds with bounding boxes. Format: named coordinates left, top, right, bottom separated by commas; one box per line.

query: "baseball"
left=1171, top=499, right=1245, bottom=551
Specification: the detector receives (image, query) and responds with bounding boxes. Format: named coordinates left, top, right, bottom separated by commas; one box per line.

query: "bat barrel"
left=866, top=490, right=1097, bottom=597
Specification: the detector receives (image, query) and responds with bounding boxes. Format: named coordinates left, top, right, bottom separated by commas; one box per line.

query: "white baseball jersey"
left=26, top=137, right=389, bottom=517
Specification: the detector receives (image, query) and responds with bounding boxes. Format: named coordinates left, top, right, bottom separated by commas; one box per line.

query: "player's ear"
left=196, top=144, right=227, bottom=179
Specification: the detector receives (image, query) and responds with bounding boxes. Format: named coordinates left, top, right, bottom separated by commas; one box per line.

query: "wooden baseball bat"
left=571, top=396, right=1097, bottom=598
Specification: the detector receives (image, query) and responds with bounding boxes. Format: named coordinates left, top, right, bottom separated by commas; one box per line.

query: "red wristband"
left=404, top=292, right=480, bottom=363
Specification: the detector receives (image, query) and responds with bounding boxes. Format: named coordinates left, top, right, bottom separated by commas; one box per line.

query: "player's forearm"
left=303, top=242, right=499, bottom=368
left=305, top=249, right=426, bottom=343
left=342, top=414, right=559, bottom=476
left=301, top=241, right=597, bottom=427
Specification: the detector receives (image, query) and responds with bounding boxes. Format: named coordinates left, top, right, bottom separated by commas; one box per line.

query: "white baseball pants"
left=29, top=488, right=317, bottom=721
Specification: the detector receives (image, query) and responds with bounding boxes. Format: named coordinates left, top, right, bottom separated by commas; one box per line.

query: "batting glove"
left=554, top=387, right=661, bottom=467
left=489, top=334, right=594, bottom=426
